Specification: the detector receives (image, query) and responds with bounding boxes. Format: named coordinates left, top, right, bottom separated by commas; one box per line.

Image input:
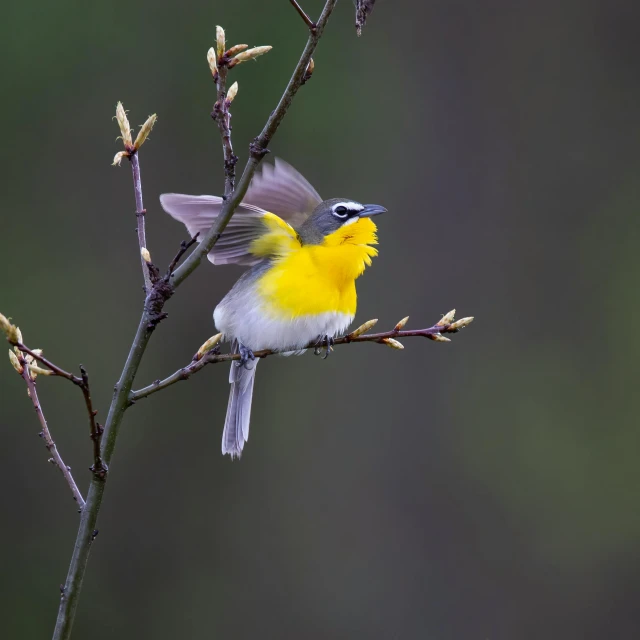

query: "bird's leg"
left=236, top=342, right=256, bottom=369
left=313, top=335, right=334, bottom=359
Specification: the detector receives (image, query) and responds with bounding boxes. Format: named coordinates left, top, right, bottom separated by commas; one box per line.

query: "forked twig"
left=17, top=357, right=86, bottom=509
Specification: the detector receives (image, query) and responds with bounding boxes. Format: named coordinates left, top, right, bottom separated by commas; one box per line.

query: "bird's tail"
left=222, top=353, right=258, bottom=459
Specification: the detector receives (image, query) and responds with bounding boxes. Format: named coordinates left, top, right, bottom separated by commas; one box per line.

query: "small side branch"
left=128, top=151, right=152, bottom=293
left=171, top=0, right=339, bottom=288
left=130, top=312, right=474, bottom=403
left=212, top=70, right=237, bottom=198
left=18, top=358, right=86, bottom=509
left=80, top=366, right=107, bottom=478
left=14, top=342, right=106, bottom=477
left=290, top=0, right=316, bottom=31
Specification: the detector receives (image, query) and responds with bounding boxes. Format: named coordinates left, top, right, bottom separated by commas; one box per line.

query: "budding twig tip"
left=115, top=102, right=133, bottom=148
left=216, top=26, right=226, bottom=59
left=133, top=114, right=157, bottom=150
left=436, top=309, right=456, bottom=327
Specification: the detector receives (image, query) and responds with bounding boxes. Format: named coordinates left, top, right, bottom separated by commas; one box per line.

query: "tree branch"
left=170, top=0, right=338, bottom=288
left=211, top=64, right=237, bottom=197
left=290, top=0, right=316, bottom=30
left=13, top=343, right=107, bottom=478
left=15, top=342, right=107, bottom=475
left=51, top=2, right=342, bottom=636
left=128, top=151, right=153, bottom=293
left=130, top=313, right=474, bottom=403
left=18, top=358, right=86, bottom=509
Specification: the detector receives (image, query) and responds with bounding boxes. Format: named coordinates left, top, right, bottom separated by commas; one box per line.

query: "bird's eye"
left=333, top=205, right=348, bottom=217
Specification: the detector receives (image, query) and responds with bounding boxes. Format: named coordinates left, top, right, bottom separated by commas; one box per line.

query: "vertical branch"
left=19, top=360, right=86, bottom=509
left=53, top=3, right=340, bottom=637
left=79, top=366, right=106, bottom=478
left=212, top=65, right=238, bottom=198
left=129, top=151, right=152, bottom=292
left=172, top=0, right=339, bottom=288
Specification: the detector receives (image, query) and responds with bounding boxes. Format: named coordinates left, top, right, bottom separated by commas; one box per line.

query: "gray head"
left=297, top=198, right=387, bottom=245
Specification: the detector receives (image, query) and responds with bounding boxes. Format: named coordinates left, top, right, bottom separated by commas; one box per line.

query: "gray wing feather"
left=160, top=159, right=321, bottom=266
left=222, top=357, right=258, bottom=459
left=242, top=158, right=322, bottom=226
left=159, top=194, right=267, bottom=266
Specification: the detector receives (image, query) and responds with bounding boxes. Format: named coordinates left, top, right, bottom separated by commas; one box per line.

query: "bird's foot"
left=314, top=335, right=334, bottom=359
left=236, top=343, right=256, bottom=369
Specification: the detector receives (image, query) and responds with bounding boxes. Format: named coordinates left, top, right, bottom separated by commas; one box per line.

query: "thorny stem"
left=128, top=150, right=152, bottom=293
left=19, top=359, right=86, bottom=509
left=171, top=0, right=339, bottom=288
left=130, top=318, right=471, bottom=402
left=53, top=3, right=340, bottom=637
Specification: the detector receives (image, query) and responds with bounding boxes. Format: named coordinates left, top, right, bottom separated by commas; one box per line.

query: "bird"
left=160, top=159, right=387, bottom=458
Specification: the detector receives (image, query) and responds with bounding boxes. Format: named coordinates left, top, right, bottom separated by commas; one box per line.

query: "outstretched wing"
left=159, top=194, right=299, bottom=266
left=160, top=159, right=320, bottom=266
left=242, top=158, right=322, bottom=227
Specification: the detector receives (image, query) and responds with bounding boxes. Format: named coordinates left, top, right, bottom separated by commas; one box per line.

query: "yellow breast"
left=255, top=217, right=378, bottom=319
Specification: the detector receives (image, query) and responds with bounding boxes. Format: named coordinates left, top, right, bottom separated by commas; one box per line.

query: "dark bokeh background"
left=2, top=1, right=640, bottom=638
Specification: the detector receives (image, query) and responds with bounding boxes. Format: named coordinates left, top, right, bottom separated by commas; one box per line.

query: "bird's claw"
left=236, top=343, right=256, bottom=369
left=314, top=335, right=334, bottom=359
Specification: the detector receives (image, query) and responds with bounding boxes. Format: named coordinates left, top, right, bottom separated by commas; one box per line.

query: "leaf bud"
left=196, top=333, right=223, bottom=360
left=216, top=26, right=226, bottom=59
left=115, top=102, right=133, bottom=147
left=436, top=309, right=456, bottom=327
left=133, top=114, right=157, bottom=150
left=228, top=46, right=272, bottom=68
left=348, top=319, right=378, bottom=338
left=207, top=47, right=218, bottom=76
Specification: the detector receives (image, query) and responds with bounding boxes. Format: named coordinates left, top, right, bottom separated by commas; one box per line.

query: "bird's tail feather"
left=222, top=354, right=258, bottom=459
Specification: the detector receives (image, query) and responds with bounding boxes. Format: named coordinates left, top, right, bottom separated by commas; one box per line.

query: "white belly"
left=214, top=302, right=353, bottom=352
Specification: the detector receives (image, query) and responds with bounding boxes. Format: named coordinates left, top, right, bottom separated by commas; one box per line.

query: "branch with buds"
left=3, top=3, right=469, bottom=639
left=113, top=103, right=158, bottom=292
left=3, top=319, right=87, bottom=507
left=129, top=311, right=474, bottom=403
left=207, top=26, right=272, bottom=196
left=2, top=314, right=107, bottom=481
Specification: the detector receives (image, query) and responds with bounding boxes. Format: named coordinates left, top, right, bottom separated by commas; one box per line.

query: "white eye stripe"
left=331, top=201, right=364, bottom=218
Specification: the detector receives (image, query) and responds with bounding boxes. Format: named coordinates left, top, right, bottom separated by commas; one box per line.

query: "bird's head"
left=297, top=198, right=387, bottom=245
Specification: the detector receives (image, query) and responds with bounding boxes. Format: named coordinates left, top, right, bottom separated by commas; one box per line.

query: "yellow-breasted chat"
left=160, top=159, right=387, bottom=458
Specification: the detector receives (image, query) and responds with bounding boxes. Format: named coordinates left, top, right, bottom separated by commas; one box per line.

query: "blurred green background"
left=2, top=0, right=640, bottom=638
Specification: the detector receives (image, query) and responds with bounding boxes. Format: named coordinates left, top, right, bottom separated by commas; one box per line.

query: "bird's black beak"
left=358, top=204, right=388, bottom=218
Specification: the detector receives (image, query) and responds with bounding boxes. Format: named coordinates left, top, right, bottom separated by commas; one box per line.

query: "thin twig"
left=130, top=317, right=472, bottom=402
left=80, top=366, right=107, bottom=478
left=15, top=343, right=106, bottom=477
left=211, top=65, right=237, bottom=197
left=128, top=150, right=153, bottom=293
left=166, top=233, right=200, bottom=278
left=171, top=0, right=338, bottom=288
left=53, top=3, right=340, bottom=637
left=290, top=0, right=316, bottom=30
left=18, top=358, right=86, bottom=509
left=15, top=343, right=82, bottom=385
